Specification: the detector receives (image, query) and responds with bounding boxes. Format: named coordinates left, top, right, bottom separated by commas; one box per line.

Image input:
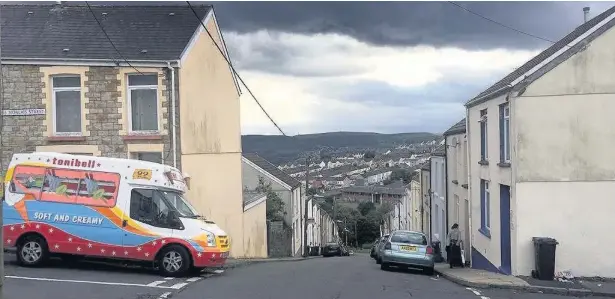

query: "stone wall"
left=267, top=220, right=293, bottom=258
left=0, top=64, right=181, bottom=175
left=0, top=65, right=47, bottom=173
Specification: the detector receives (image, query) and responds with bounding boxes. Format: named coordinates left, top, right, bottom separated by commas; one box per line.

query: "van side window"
left=130, top=189, right=172, bottom=227
left=10, top=165, right=46, bottom=199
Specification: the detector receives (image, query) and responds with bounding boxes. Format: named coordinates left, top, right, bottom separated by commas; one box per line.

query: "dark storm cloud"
left=9, top=2, right=614, bottom=49
left=211, top=1, right=614, bottom=50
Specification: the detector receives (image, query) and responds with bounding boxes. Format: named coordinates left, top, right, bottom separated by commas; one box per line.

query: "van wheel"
left=17, top=234, right=49, bottom=267
left=158, top=245, right=190, bottom=277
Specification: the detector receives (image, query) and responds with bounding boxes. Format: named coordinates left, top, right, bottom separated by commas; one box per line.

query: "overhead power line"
left=186, top=1, right=287, bottom=136
left=447, top=1, right=559, bottom=45
left=85, top=2, right=145, bottom=75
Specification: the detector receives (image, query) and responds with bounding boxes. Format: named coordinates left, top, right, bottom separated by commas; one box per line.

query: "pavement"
left=435, top=263, right=615, bottom=298
left=4, top=251, right=615, bottom=299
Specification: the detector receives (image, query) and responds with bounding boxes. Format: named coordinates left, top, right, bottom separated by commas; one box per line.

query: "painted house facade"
left=0, top=4, right=246, bottom=255
left=430, top=146, right=447, bottom=249
left=467, top=6, right=615, bottom=277
left=409, top=177, right=422, bottom=232
left=444, top=119, right=471, bottom=261
left=242, top=153, right=305, bottom=256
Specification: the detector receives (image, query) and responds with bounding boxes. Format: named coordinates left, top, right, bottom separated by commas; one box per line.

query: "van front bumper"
left=193, top=250, right=229, bottom=267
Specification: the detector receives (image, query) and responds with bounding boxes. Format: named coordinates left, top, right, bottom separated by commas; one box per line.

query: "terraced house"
left=0, top=4, right=248, bottom=257
left=466, top=6, right=615, bottom=277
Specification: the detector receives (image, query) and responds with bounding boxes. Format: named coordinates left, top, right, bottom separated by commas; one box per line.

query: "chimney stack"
left=583, top=7, right=590, bottom=23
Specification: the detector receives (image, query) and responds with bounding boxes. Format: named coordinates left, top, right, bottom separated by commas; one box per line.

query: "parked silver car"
left=378, top=230, right=435, bottom=275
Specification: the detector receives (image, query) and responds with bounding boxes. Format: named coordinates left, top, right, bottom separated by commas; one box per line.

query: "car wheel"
left=17, top=234, right=49, bottom=267
left=380, top=262, right=389, bottom=271
left=424, top=267, right=435, bottom=276
left=158, top=245, right=191, bottom=277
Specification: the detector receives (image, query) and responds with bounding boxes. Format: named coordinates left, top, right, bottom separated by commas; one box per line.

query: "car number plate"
left=400, top=245, right=417, bottom=251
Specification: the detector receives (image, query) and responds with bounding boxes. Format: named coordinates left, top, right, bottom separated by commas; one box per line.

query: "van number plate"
left=221, top=252, right=229, bottom=258
left=400, top=246, right=417, bottom=252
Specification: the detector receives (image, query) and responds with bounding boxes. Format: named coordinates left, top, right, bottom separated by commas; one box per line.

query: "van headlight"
left=206, top=232, right=216, bottom=247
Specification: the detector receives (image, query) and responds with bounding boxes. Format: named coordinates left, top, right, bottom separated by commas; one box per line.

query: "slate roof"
left=432, top=144, right=446, bottom=157
left=466, top=5, right=615, bottom=106
left=243, top=191, right=266, bottom=207
left=443, top=118, right=466, bottom=136
left=0, top=4, right=211, bottom=60
left=243, top=153, right=302, bottom=189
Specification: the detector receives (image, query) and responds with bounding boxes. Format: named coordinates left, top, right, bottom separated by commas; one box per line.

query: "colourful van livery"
left=2, top=153, right=230, bottom=276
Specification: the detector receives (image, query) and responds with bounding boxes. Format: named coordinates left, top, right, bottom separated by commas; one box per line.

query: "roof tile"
left=0, top=4, right=211, bottom=60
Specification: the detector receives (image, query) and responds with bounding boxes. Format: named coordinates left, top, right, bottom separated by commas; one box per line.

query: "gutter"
left=166, top=61, right=178, bottom=168
left=465, top=85, right=511, bottom=109
left=1, top=57, right=180, bottom=68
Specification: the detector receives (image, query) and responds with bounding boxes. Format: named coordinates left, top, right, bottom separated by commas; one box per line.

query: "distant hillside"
left=242, top=132, right=441, bottom=165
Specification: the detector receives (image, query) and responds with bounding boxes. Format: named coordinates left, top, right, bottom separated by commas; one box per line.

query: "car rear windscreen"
left=390, top=232, right=428, bottom=245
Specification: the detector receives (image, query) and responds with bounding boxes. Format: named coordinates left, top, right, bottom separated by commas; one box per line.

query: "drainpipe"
left=444, top=138, right=449, bottom=242
left=166, top=62, right=177, bottom=168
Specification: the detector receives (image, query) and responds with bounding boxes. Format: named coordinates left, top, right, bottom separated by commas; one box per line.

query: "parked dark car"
left=322, top=243, right=342, bottom=257
left=341, top=245, right=350, bottom=256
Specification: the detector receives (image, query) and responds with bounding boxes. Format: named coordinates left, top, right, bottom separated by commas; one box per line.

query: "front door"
left=499, top=185, right=512, bottom=274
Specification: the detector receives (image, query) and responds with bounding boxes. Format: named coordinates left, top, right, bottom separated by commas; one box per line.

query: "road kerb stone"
left=435, top=268, right=603, bottom=297
left=223, top=256, right=319, bottom=270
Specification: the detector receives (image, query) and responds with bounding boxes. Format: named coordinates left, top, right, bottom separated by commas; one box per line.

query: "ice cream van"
left=1, top=153, right=230, bottom=276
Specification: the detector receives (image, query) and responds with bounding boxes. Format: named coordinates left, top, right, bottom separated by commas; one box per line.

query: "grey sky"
left=4, top=1, right=613, bottom=134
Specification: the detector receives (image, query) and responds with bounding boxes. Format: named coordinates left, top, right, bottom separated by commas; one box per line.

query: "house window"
left=52, top=76, right=82, bottom=135
left=133, top=152, right=163, bottom=164
left=128, top=74, right=159, bottom=133
left=500, top=103, right=510, bottom=163
left=480, top=109, right=488, bottom=161
left=480, top=180, right=491, bottom=236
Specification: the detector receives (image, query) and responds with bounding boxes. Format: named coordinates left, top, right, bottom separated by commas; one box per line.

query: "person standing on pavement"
left=447, top=223, right=462, bottom=268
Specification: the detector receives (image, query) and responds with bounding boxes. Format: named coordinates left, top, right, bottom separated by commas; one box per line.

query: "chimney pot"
left=583, top=7, right=590, bottom=23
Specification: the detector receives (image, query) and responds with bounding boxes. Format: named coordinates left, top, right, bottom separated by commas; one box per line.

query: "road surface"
left=2, top=253, right=611, bottom=299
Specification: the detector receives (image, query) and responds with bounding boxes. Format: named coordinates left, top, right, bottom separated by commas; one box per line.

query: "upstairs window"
left=128, top=74, right=159, bottom=133
left=52, top=76, right=82, bottom=135
left=480, top=109, right=488, bottom=161
left=500, top=103, right=511, bottom=163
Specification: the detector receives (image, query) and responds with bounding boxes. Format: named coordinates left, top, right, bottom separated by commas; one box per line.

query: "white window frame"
left=51, top=75, right=82, bottom=136
left=480, top=110, right=488, bottom=160
left=127, top=74, right=160, bottom=135
left=503, top=104, right=511, bottom=162
left=484, top=181, right=490, bottom=229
